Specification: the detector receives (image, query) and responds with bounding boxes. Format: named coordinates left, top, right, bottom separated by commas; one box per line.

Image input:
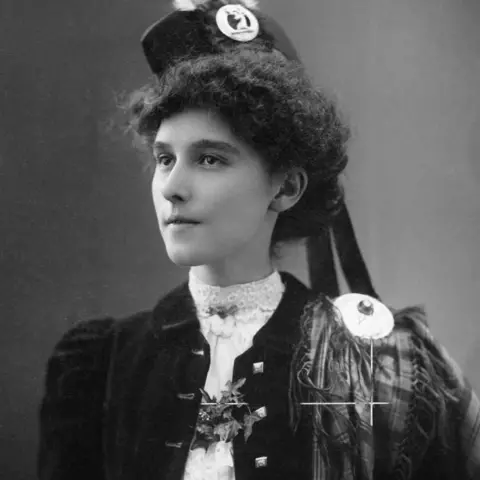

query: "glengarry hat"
left=141, top=0, right=302, bottom=77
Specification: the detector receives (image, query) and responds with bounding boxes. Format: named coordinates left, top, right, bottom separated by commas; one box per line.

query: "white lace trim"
left=188, top=269, right=285, bottom=316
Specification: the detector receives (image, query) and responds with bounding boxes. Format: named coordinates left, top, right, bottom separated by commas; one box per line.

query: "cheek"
left=211, top=186, right=269, bottom=233
left=151, top=172, right=164, bottom=209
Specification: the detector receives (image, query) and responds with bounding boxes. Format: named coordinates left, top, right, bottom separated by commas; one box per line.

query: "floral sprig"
left=191, top=378, right=264, bottom=450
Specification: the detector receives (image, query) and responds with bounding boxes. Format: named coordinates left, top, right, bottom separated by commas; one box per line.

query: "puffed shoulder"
left=55, top=317, right=116, bottom=352
left=43, top=318, right=116, bottom=392
left=38, top=318, right=116, bottom=480
left=54, top=317, right=116, bottom=349
left=327, top=295, right=468, bottom=406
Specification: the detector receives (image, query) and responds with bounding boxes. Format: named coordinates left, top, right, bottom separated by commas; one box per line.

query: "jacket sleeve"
left=374, top=307, right=480, bottom=479
left=37, top=318, right=115, bottom=480
left=438, top=343, right=480, bottom=479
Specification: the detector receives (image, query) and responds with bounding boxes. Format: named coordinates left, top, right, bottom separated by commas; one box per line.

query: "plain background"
left=1, top=0, right=479, bottom=478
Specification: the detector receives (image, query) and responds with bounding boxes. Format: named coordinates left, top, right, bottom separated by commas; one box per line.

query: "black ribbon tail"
left=307, top=228, right=339, bottom=299
left=307, top=200, right=380, bottom=300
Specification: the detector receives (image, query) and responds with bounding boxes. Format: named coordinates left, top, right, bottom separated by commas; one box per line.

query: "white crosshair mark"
left=300, top=338, right=390, bottom=426
left=201, top=298, right=392, bottom=428
left=201, top=338, right=389, bottom=425
left=201, top=339, right=390, bottom=426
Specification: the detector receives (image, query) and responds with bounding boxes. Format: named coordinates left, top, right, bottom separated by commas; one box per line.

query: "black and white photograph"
left=1, top=0, right=480, bottom=479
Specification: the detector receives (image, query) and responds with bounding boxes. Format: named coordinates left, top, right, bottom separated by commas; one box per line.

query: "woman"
left=38, top=1, right=345, bottom=479
left=38, top=1, right=480, bottom=479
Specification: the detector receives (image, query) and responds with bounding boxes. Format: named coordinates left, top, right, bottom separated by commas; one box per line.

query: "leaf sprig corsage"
left=191, top=378, right=264, bottom=451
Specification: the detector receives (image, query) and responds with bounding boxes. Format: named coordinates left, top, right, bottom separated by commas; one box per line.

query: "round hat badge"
left=216, top=4, right=260, bottom=42
left=333, top=293, right=394, bottom=341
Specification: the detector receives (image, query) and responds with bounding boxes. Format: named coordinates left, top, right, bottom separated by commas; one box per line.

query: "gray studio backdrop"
left=1, top=0, right=479, bottom=478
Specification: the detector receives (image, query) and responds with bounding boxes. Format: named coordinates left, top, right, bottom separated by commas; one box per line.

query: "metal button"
left=177, top=392, right=196, bottom=400
left=255, top=456, right=268, bottom=468
left=357, top=299, right=374, bottom=316
left=255, top=406, right=267, bottom=418
left=252, top=361, right=264, bottom=374
left=191, top=349, right=205, bottom=356
left=165, top=441, right=183, bottom=448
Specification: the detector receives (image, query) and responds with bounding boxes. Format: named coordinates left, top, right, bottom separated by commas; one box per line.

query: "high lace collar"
left=188, top=269, right=285, bottom=318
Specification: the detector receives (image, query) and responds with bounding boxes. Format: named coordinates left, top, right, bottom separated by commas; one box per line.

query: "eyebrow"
left=153, top=139, right=242, bottom=156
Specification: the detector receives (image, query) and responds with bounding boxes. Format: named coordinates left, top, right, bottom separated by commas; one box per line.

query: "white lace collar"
left=188, top=269, right=285, bottom=318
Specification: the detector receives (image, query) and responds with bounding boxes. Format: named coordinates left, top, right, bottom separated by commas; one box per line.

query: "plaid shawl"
left=290, top=295, right=480, bottom=480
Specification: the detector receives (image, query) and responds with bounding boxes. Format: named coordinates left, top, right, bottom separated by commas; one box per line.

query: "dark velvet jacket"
left=38, top=271, right=314, bottom=480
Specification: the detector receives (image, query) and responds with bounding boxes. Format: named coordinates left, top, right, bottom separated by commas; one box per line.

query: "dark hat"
left=141, top=0, right=301, bottom=77
left=140, top=0, right=379, bottom=300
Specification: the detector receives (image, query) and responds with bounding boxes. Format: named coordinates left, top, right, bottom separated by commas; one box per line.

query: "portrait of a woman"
left=37, top=1, right=480, bottom=479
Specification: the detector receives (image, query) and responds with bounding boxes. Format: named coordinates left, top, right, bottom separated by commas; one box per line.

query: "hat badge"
left=216, top=4, right=260, bottom=42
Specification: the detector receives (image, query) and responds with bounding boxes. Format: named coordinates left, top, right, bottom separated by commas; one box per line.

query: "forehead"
left=154, top=108, right=238, bottom=146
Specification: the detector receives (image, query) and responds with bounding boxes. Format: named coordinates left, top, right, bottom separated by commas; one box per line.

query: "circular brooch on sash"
left=216, top=4, right=260, bottom=42
left=333, top=293, right=394, bottom=340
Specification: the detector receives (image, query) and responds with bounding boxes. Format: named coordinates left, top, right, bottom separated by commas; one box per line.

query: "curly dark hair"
left=123, top=43, right=350, bottom=257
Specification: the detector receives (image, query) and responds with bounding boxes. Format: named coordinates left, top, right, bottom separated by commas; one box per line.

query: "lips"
left=167, top=221, right=199, bottom=233
left=165, top=215, right=201, bottom=225
left=167, top=220, right=200, bottom=225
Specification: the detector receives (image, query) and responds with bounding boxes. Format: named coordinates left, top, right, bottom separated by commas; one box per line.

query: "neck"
left=190, top=261, right=275, bottom=287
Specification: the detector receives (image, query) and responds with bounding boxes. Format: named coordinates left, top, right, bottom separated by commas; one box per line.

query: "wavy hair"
left=123, top=44, right=350, bottom=255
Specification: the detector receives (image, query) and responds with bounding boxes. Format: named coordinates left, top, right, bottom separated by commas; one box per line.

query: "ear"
left=269, top=167, right=308, bottom=213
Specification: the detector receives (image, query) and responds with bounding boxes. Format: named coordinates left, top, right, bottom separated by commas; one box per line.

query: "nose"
left=155, top=160, right=192, bottom=203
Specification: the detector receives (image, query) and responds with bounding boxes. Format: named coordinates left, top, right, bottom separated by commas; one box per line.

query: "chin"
left=165, top=245, right=210, bottom=267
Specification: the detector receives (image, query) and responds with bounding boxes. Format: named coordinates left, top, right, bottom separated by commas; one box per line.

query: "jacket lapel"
left=252, top=271, right=312, bottom=354
left=106, top=281, right=209, bottom=480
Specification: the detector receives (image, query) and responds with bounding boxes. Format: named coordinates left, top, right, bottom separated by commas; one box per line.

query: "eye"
left=200, top=154, right=224, bottom=167
left=154, top=154, right=172, bottom=166
left=153, top=153, right=224, bottom=168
